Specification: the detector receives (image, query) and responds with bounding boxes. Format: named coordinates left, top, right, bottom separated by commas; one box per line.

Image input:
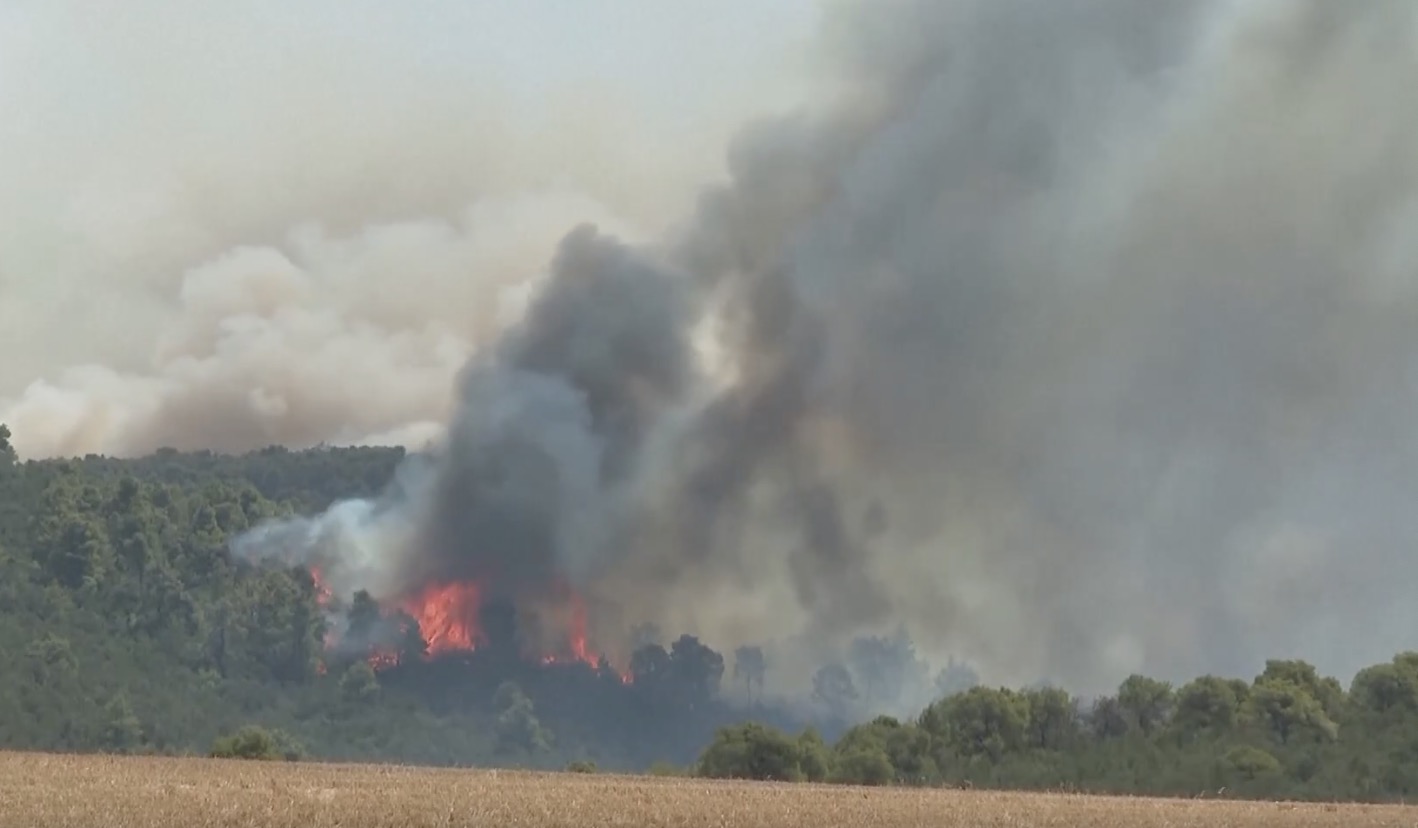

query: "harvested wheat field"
left=0, top=752, right=1412, bottom=828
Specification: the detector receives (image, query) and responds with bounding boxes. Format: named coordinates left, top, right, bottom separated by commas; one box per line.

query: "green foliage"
left=492, top=682, right=552, bottom=756
left=796, top=728, right=832, bottom=782
left=0, top=435, right=831, bottom=776
left=921, top=686, right=1029, bottom=761
left=835, top=716, right=937, bottom=785
left=1171, top=675, right=1242, bottom=739
left=697, top=722, right=806, bottom=782
left=210, top=725, right=305, bottom=761
left=339, top=662, right=380, bottom=704
left=1222, top=745, right=1281, bottom=782
left=101, top=692, right=144, bottom=753
left=1021, top=686, right=1079, bottom=751
left=1246, top=678, right=1337, bottom=744
left=1117, top=675, right=1174, bottom=735
left=11, top=429, right=1418, bottom=802
left=831, top=745, right=895, bottom=786
left=1350, top=655, right=1418, bottom=716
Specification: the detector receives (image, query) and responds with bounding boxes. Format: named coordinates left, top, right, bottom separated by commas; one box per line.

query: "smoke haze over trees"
left=7, top=0, right=1418, bottom=704
left=5, top=438, right=1418, bottom=802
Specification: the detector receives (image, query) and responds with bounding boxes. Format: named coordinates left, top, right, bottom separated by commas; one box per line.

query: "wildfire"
left=310, top=566, right=333, bottom=608
left=305, top=565, right=624, bottom=677
left=366, top=649, right=401, bottom=671
left=539, top=579, right=591, bottom=665
left=400, top=581, right=483, bottom=655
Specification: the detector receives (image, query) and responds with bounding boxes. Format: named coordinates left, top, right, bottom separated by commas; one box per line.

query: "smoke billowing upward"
left=12, top=0, right=1418, bottom=694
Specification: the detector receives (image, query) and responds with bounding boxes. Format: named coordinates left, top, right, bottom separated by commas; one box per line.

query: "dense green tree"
left=339, top=662, right=380, bottom=704
left=1245, top=679, right=1337, bottom=744
left=1257, top=660, right=1346, bottom=721
left=830, top=745, right=894, bottom=786
left=101, top=692, right=145, bottom=753
left=920, top=686, right=1029, bottom=762
left=1085, top=694, right=1129, bottom=740
left=1171, top=675, right=1243, bottom=739
left=1222, top=745, right=1282, bottom=783
left=1021, top=686, right=1080, bottom=751
left=493, top=682, right=552, bottom=756
left=1117, top=674, right=1174, bottom=735
left=835, top=715, right=938, bottom=784
left=697, top=722, right=805, bottom=782
left=1350, top=655, right=1418, bottom=716
left=795, top=728, right=832, bottom=782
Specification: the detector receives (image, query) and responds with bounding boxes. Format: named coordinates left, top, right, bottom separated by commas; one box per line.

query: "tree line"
left=697, top=654, right=1418, bottom=801
left=0, top=424, right=812, bottom=770
left=3, top=424, right=1418, bottom=802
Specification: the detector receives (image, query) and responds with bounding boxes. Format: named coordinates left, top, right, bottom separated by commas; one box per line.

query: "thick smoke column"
left=19, top=0, right=1418, bottom=693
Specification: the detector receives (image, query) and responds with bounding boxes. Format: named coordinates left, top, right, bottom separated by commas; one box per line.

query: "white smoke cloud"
left=0, top=0, right=817, bottom=458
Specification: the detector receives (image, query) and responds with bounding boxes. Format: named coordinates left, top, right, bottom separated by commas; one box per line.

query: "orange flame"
left=399, top=581, right=484, bottom=655
left=305, top=564, right=628, bottom=677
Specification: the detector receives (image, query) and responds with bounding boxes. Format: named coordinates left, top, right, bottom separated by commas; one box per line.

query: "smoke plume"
left=13, top=0, right=1418, bottom=694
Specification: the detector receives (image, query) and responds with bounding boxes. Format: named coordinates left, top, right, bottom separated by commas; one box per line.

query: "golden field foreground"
left=0, top=752, right=1413, bottom=828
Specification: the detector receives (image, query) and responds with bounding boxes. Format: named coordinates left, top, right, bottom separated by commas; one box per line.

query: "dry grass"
left=0, top=751, right=1409, bottom=828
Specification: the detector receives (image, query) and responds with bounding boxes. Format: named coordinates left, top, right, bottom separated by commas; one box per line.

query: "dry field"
left=0, top=751, right=1413, bottom=828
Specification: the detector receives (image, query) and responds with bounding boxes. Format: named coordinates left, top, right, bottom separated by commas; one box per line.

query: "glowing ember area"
left=400, top=580, right=483, bottom=655
left=366, top=650, right=401, bottom=671
left=310, top=566, right=333, bottom=609
left=309, top=566, right=339, bottom=656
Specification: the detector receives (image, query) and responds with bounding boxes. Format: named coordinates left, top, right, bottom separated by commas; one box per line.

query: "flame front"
left=401, top=581, right=483, bottom=655
left=541, top=580, right=590, bottom=665
left=306, top=565, right=625, bottom=677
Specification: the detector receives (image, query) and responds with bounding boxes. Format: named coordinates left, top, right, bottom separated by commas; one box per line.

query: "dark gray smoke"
left=237, top=0, right=1418, bottom=696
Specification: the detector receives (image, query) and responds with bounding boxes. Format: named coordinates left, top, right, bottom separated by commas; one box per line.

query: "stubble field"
left=0, top=751, right=1411, bottom=828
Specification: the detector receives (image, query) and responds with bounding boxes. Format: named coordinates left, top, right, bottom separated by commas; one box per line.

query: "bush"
left=797, top=729, right=833, bottom=783
left=831, top=747, right=895, bottom=786
left=210, top=725, right=305, bottom=761
left=1222, top=745, right=1281, bottom=781
left=565, top=760, right=597, bottom=774
left=697, top=722, right=805, bottom=782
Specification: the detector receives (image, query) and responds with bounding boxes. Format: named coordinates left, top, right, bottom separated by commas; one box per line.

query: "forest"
left=3, top=421, right=1418, bottom=803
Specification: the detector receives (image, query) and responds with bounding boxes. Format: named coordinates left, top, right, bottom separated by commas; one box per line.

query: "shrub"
left=210, top=725, right=305, bottom=761
left=831, top=747, right=895, bottom=786
left=697, top=722, right=805, bottom=782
